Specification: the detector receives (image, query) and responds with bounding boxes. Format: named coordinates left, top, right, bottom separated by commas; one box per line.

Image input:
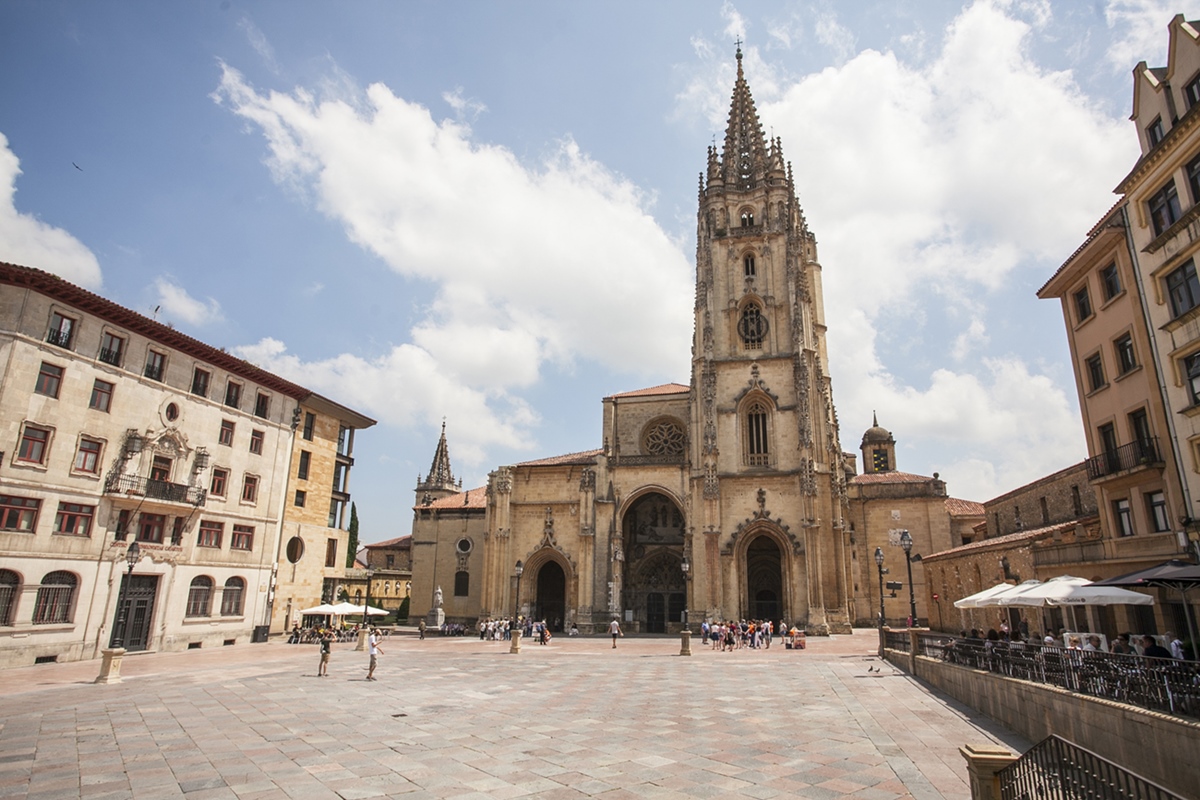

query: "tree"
left=345, top=502, right=360, bottom=568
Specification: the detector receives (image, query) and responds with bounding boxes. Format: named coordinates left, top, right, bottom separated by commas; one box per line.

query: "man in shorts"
left=367, top=628, right=383, bottom=680
left=318, top=630, right=332, bottom=676
left=609, top=618, right=622, bottom=648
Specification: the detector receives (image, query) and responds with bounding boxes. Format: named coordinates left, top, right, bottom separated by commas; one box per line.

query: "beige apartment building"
left=0, top=262, right=371, bottom=666
left=271, top=395, right=375, bottom=634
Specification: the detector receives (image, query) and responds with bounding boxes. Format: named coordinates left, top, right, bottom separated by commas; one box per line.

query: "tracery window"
left=746, top=400, right=770, bottom=467
left=642, top=419, right=686, bottom=457
left=738, top=304, right=767, bottom=349
left=743, top=254, right=756, bottom=277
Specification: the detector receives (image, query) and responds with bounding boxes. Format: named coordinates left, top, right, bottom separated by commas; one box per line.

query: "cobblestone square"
left=0, top=630, right=1027, bottom=799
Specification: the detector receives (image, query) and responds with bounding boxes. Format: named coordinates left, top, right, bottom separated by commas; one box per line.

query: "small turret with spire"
left=416, top=420, right=462, bottom=505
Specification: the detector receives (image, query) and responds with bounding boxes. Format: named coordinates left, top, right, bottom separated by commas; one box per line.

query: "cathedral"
left=408, top=50, right=974, bottom=634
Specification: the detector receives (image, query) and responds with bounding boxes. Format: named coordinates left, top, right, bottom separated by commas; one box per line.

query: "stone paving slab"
left=0, top=630, right=1027, bottom=798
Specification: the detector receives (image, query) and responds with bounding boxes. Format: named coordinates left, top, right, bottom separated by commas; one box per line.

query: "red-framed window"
left=53, top=503, right=94, bottom=536
left=197, top=520, right=223, bottom=548
left=17, top=426, right=50, bottom=464
left=218, top=420, right=235, bottom=446
left=89, top=379, right=113, bottom=412
left=73, top=438, right=102, bottom=474
left=241, top=475, right=258, bottom=504
left=231, top=525, right=254, bottom=551
left=137, top=513, right=165, bottom=543
left=35, top=362, right=63, bottom=398
left=249, top=429, right=264, bottom=455
left=0, top=495, right=40, bottom=532
left=210, top=468, right=228, bottom=497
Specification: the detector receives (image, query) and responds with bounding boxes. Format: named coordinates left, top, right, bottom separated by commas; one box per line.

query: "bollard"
left=679, top=629, right=692, bottom=656
left=355, top=628, right=368, bottom=652
left=509, top=629, right=522, bottom=654
left=94, top=648, right=126, bottom=684
left=960, top=744, right=1017, bottom=800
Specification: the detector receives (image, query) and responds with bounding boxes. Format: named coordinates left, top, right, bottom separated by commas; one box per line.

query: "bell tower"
left=688, top=46, right=851, bottom=633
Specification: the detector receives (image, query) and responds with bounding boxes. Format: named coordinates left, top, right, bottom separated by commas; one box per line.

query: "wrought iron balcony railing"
left=98, top=347, right=121, bottom=366
left=1085, top=438, right=1162, bottom=481
left=45, top=328, right=72, bottom=349
left=104, top=473, right=206, bottom=506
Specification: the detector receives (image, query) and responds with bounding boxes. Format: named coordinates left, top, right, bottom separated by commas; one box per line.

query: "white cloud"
left=237, top=16, right=280, bottom=75
left=234, top=337, right=538, bottom=470
left=213, top=61, right=693, bottom=455
left=0, top=132, right=101, bottom=288
left=442, top=88, right=486, bottom=123
left=153, top=277, right=223, bottom=326
left=1104, top=0, right=1200, bottom=71
left=814, top=9, right=855, bottom=64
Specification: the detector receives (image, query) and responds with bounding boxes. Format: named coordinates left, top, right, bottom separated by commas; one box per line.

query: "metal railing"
left=999, top=734, right=1184, bottom=800
left=98, top=347, right=121, bottom=366
left=1085, top=438, right=1161, bottom=480
left=914, top=634, right=1200, bottom=719
left=104, top=473, right=206, bottom=506
left=884, top=630, right=911, bottom=652
left=45, top=328, right=72, bottom=348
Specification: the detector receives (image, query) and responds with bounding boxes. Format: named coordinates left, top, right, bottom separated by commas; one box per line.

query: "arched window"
left=186, top=576, right=213, bottom=617
left=738, top=304, right=767, bottom=350
left=454, top=571, right=470, bottom=597
left=743, top=254, right=756, bottom=277
left=0, top=569, right=20, bottom=626
left=220, top=577, right=245, bottom=616
left=33, top=571, right=76, bottom=625
left=740, top=210, right=755, bottom=227
left=746, top=400, right=770, bottom=467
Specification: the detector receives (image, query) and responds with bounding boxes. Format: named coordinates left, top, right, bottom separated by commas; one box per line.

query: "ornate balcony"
left=104, top=473, right=206, bottom=506
left=1085, top=438, right=1163, bottom=482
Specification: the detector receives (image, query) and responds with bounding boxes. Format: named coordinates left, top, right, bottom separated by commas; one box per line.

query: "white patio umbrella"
left=1046, top=585, right=1154, bottom=606
left=329, top=601, right=388, bottom=616
left=998, top=576, right=1089, bottom=606
left=298, top=603, right=339, bottom=614
left=954, top=582, right=1028, bottom=609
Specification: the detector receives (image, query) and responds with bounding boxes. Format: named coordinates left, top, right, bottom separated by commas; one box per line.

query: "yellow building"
left=270, top=395, right=375, bottom=634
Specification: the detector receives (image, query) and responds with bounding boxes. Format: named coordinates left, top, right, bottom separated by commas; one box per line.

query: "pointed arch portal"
left=746, top=535, right=783, bottom=621
left=534, top=561, right=566, bottom=632
left=621, top=491, right=686, bottom=633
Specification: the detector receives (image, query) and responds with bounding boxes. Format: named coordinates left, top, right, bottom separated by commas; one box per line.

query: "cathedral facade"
left=410, top=51, right=858, bottom=634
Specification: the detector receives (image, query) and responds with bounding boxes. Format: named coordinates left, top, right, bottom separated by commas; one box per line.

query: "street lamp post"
left=510, top=561, right=524, bottom=654
left=363, top=567, right=375, bottom=625
left=513, top=560, right=524, bottom=619
left=112, top=541, right=140, bottom=648
left=679, top=555, right=691, bottom=656
left=874, top=547, right=886, bottom=629
left=900, top=530, right=917, bottom=627
left=95, top=540, right=140, bottom=684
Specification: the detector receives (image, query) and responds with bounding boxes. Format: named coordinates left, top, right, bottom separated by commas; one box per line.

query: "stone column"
left=94, top=648, right=126, bottom=684
left=959, top=744, right=1017, bottom=800
left=509, top=629, right=522, bottom=654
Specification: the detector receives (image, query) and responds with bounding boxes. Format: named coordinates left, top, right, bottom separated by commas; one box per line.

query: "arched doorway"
left=535, top=561, right=566, bottom=632
left=746, top=535, right=783, bottom=620
left=621, top=491, right=685, bottom=632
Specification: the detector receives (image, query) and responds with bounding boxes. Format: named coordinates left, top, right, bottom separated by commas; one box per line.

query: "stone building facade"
left=411, top=52, right=982, bottom=635
left=271, top=395, right=375, bottom=634
left=0, top=262, right=371, bottom=666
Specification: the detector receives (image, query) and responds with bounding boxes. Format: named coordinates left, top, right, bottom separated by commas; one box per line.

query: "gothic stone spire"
left=418, top=420, right=457, bottom=494
left=722, top=46, right=770, bottom=190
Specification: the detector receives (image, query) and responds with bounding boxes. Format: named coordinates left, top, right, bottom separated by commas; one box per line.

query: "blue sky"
left=2, top=1, right=1195, bottom=541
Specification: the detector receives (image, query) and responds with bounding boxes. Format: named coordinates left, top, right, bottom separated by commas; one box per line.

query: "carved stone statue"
left=434, top=585, right=443, bottom=608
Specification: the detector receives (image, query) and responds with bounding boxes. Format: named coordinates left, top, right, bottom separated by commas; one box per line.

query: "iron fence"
left=884, top=630, right=910, bottom=652
left=913, top=633, right=1200, bottom=720
left=999, top=734, right=1184, bottom=800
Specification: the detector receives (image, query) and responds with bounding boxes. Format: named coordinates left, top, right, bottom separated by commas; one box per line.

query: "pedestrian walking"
left=318, top=630, right=332, bottom=677
left=367, top=628, right=383, bottom=680
left=418, top=619, right=426, bottom=640
left=609, top=617, right=622, bottom=648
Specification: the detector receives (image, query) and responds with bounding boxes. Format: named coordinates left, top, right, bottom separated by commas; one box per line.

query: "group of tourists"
left=957, top=624, right=1189, bottom=661
left=700, top=619, right=799, bottom=651
left=288, top=623, right=362, bottom=644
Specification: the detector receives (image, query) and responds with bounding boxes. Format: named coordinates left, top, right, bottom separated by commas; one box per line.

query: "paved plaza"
left=0, top=629, right=1028, bottom=800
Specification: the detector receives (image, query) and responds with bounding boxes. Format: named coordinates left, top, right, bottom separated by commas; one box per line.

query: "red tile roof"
left=415, top=486, right=487, bottom=510
left=849, top=471, right=935, bottom=485
left=365, top=535, right=412, bottom=549
left=606, top=383, right=689, bottom=399
left=945, top=497, right=984, bottom=517
left=517, top=449, right=604, bottom=467
left=922, top=517, right=1096, bottom=561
